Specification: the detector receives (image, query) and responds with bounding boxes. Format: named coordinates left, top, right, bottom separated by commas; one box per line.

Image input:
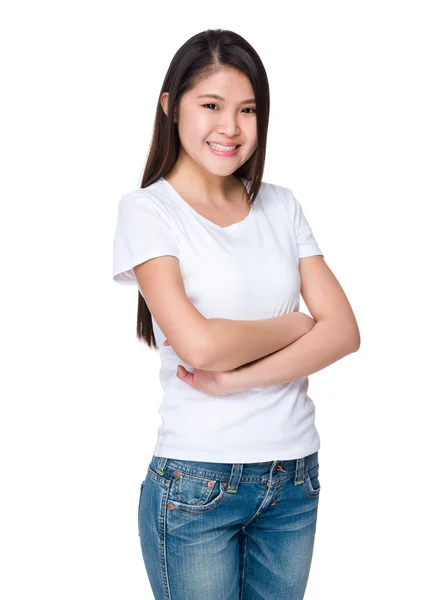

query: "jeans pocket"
left=168, top=471, right=226, bottom=513
left=304, top=462, right=321, bottom=499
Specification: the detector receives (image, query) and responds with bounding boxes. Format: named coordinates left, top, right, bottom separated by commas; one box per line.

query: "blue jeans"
left=138, top=451, right=320, bottom=599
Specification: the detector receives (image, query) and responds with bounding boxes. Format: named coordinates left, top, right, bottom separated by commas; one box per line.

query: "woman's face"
left=165, top=68, right=258, bottom=177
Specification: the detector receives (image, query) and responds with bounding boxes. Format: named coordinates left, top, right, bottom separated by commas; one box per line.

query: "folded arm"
left=134, top=254, right=360, bottom=384
left=133, top=256, right=313, bottom=369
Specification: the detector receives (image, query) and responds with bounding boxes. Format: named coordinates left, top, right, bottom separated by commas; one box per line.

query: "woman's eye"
left=202, top=104, right=256, bottom=114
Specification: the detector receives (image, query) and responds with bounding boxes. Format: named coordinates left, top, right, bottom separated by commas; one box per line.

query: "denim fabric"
left=138, top=452, right=320, bottom=599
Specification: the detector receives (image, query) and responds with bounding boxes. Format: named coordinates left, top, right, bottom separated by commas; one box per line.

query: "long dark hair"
left=136, top=28, right=270, bottom=349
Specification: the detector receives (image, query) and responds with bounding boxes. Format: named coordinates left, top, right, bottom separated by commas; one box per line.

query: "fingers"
left=176, top=365, right=193, bottom=387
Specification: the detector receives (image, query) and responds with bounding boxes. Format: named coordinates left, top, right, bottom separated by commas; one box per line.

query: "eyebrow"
left=196, top=93, right=256, bottom=104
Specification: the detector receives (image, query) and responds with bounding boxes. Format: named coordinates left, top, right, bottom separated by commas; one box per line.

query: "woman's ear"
left=160, top=91, right=177, bottom=123
left=160, top=92, right=169, bottom=117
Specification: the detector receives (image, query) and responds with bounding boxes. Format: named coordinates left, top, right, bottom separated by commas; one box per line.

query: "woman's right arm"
left=133, top=256, right=314, bottom=371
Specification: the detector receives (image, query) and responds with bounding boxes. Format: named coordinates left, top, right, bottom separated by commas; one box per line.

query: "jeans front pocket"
left=167, top=471, right=227, bottom=514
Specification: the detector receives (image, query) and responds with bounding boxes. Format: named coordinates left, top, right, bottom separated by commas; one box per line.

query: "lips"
left=207, top=142, right=241, bottom=147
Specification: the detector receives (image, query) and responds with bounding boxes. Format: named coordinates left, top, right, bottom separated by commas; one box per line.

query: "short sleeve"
left=112, top=191, right=180, bottom=285
left=286, top=188, right=324, bottom=259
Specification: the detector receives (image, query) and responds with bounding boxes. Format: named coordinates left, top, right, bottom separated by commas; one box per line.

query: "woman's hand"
left=163, top=339, right=238, bottom=396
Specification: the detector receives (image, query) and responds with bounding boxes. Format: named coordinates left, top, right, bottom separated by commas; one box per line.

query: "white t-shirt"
left=112, top=176, right=324, bottom=463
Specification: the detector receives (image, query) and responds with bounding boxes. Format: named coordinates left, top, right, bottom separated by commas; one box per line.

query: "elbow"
left=185, top=346, right=210, bottom=370
left=324, top=314, right=361, bottom=353
left=176, top=343, right=208, bottom=370
left=348, top=327, right=361, bottom=353
left=164, top=317, right=212, bottom=369
left=190, top=340, right=216, bottom=371
left=189, top=331, right=221, bottom=371
left=350, top=338, right=361, bottom=353
left=331, top=316, right=360, bottom=353
left=179, top=330, right=214, bottom=370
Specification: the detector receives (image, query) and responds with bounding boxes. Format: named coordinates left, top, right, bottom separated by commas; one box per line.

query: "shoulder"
left=118, top=179, right=164, bottom=208
left=259, top=179, right=290, bottom=195
left=117, top=179, right=176, bottom=224
left=256, top=180, right=297, bottom=219
left=258, top=180, right=294, bottom=204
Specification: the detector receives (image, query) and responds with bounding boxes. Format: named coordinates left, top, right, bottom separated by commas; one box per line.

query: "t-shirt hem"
left=153, top=442, right=321, bottom=464
left=298, top=247, right=324, bottom=259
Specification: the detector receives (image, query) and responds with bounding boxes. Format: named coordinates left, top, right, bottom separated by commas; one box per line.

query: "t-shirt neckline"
left=159, top=176, right=254, bottom=231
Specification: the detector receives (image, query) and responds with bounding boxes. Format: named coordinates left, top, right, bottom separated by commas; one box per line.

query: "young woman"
left=112, top=28, right=360, bottom=600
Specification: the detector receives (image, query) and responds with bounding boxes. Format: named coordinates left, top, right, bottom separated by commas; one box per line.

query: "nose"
left=216, top=112, right=241, bottom=138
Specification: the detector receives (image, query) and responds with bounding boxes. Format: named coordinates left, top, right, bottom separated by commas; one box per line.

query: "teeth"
left=208, top=142, right=238, bottom=151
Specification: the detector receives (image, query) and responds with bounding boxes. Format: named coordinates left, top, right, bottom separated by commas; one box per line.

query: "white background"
left=1, top=1, right=447, bottom=598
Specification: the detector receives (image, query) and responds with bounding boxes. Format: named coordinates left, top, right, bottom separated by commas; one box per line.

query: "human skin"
left=163, top=313, right=317, bottom=395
